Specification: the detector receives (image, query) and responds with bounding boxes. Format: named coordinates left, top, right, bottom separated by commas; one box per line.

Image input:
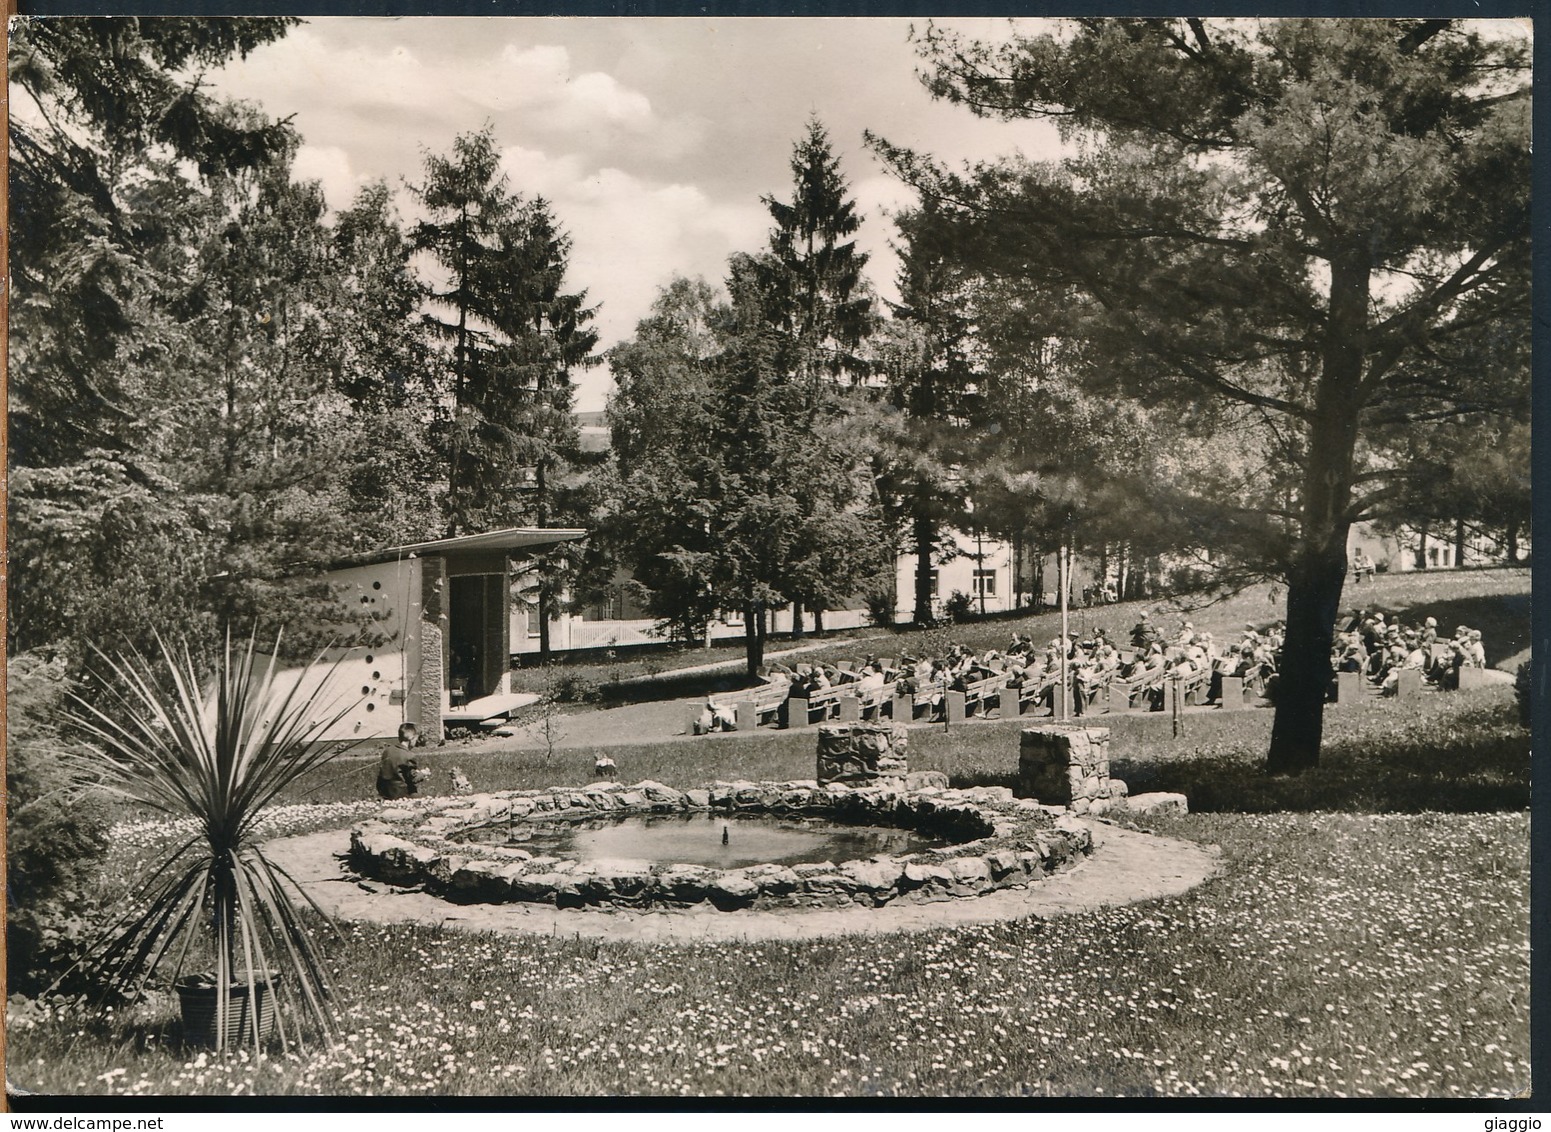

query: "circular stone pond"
left=349, top=778, right=1092, bottom=911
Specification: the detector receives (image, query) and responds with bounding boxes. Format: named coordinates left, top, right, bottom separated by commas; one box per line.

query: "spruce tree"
left=411, top=128, right=521, bottom=536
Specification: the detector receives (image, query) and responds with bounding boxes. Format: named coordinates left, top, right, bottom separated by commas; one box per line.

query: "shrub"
left=944, top=590, right=975, bottom=623
left=864, top=590, right=896, bottom=628
left=548, top=670, right=601, bottom=704
left=5, top=651, right=112, bottom=997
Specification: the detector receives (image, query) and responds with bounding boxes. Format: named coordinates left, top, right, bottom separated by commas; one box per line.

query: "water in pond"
left=454, top=811, right=946, bottom=868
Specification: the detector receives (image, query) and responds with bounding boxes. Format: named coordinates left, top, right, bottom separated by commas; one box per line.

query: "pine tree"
left=885, top=17, right=1530, bottom=770
left=753, top=119, right=879, bottom=634
left=7, top=17, right=304, bottom=660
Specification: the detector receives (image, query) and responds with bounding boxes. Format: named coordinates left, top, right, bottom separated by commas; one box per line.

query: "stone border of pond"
left=348, top=778, right=1092, bottom=911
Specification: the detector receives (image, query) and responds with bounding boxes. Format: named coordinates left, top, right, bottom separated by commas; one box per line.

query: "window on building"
left=973, top=569, right=997, bottom=597
left=929, top=570, right=940, bottom=597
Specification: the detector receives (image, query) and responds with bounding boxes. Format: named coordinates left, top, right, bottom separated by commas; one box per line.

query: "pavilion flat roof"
left=335, top=526, right=587, bottom=568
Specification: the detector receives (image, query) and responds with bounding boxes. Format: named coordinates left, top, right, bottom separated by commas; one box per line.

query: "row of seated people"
left=697, top=656, right=906, bottom=732
left=698, top=616, right=1292, bottom=732
left=1335, top=609, right=1488, bottom=694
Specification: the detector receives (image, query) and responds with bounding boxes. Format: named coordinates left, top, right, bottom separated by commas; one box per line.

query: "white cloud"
left=290, top=144, right=370, bottom=210
left=495, top=143, right=766, bottom=410
left=216, top=26, right=679, bottom=163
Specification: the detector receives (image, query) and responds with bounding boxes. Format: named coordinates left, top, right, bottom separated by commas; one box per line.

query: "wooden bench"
left=1159, top=666, right=1211, bottom=711
left=783, top=685, right=844, bottom=728
left=698, top=680, right=790, bottom=733
left=1073, top=667, right=1122, bottom=714
left=1003, top=670, right=1062, bottom=718
left=944, top=673, right=1006, bottom=722
left=854, top=679, right=896, bottom=720
left=890, top=681, right=946, bottom=723
left=1118, top=669, right=1167, bottom=711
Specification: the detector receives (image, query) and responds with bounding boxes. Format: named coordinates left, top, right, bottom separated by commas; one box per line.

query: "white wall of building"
left=893, top=532, right=1017, bottom=622
left=270, top=557, right=420, bottom=742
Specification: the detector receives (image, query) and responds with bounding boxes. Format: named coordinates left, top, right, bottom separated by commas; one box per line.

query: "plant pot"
left=174, top=972, right=279, bottom=1049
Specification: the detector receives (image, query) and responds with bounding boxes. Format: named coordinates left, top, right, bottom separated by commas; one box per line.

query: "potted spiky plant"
left=67, top=630, right=362, bottom=1052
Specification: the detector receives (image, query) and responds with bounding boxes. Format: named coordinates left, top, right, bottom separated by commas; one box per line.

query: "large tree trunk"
left=1454, top=518, right=1467, bottom=569
left=913, top=512, right=935, bottom=625
left=792, top=602, right=804, bottom=640
left=537, top=583, right=551, bottom=658
left=1505, top=519, right=1520, bottom=564
left=1012, top=532, right=1023, bottom=610
left=1267, top=253, right=1367, bottom=775
left=744, top=603, right=764, bottom=677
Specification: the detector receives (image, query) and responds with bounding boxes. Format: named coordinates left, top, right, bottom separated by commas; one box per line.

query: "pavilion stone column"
left=417, top=554, right=449, bottom=747
left=1017, top=726, right=1127, bottom=815
left=418, top=621, right=445, bottom=747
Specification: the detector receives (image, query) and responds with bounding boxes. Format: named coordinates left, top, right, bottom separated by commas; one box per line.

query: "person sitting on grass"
left=694, top=698, right=738, bottom=735
left=376, top=723, right=423, bottom=800
left=594, top=753, right=617, bottom=780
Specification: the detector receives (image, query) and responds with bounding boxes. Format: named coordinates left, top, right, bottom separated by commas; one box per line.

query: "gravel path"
left=265, top=820, right=1221, bottom=944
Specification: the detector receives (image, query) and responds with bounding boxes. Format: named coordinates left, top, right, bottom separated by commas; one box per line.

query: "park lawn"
left=6, top=687, right=1528, bottom=1100
left=507, top=566, right=1530, bottom=709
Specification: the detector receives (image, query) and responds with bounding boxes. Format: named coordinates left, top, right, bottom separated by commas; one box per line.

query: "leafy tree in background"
left=165, top=154, right=367, bottom=649
left=879, top=18, right=1530, bottom=771
left=329, top=181, right=445, bottom=550
left=607, top=276, right=724, bottom=475
left=608, top=265, right=887, bottom=676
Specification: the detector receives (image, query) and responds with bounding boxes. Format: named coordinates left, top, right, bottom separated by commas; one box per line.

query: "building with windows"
left=1346, top=522, right=1527, bottom=573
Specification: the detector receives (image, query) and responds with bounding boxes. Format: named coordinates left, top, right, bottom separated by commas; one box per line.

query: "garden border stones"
left=349, top=778, right=1091, bottom=912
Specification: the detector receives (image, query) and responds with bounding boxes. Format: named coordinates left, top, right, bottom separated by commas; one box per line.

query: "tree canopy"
left=876, top=17, right=1530, bottom=770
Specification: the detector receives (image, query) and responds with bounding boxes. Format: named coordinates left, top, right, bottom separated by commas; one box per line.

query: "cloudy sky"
left=206, top=17, right=1064, bottom=410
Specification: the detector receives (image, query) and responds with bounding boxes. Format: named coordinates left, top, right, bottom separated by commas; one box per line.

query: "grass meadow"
left=6, top=569, right=1532, bottom=1100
